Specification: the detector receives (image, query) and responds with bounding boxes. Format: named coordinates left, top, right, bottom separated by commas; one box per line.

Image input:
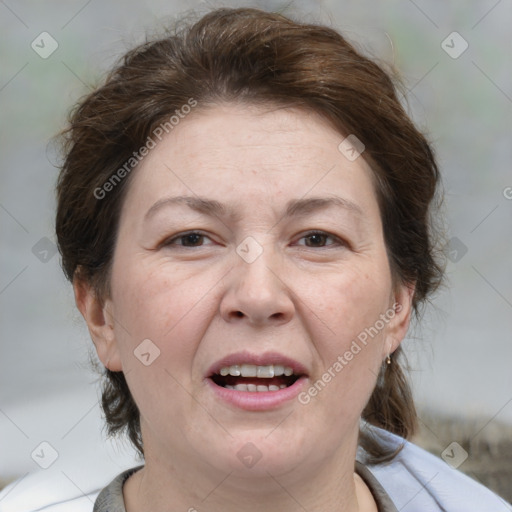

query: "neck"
left=123, top=430, right=368, bottom=512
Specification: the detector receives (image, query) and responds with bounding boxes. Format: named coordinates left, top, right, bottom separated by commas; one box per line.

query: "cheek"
left=110, top=256, right=221, bottom=378
left=112, top=257, right=199, bottom=334
left=110, top=260, right=210, bottom=424
left=314, top=261, right=392, bottom=346
left=302, top=258, right=392, bottom=408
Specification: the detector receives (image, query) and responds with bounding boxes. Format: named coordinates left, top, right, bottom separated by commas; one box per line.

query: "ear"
left=383, top=282, right=415, bottom=358
left=73, top=276, right=122, bottom=371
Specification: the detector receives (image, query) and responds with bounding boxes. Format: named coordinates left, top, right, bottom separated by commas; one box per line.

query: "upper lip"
left=206, top=351, right=309, bottom=378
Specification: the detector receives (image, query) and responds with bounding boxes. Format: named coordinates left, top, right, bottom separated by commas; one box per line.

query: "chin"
left=221, top=432, right=309, bottom=478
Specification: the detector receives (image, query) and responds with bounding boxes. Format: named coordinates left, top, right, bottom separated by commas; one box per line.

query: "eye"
left=295, top=230, right=344, bottom=248
left=161, top=231, right=214, bottom=248
left=160, top=230, right=345, bottom=250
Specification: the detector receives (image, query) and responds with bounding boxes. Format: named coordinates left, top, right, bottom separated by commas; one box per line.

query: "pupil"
left=183, top=233, right=202, bottom=246
left=307, top=234, right=325, bottom=247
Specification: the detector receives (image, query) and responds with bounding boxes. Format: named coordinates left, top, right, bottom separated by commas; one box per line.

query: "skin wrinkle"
left=79, top=103, right=413, bottom=512
left=143, top=194, right=365, bottom=225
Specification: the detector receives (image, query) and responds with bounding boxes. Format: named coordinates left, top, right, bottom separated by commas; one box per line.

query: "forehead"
left=121, top=103, right=380, bottom=222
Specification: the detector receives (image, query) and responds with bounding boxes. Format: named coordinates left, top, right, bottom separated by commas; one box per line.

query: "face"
left=80, top=103, right=412, bottom=482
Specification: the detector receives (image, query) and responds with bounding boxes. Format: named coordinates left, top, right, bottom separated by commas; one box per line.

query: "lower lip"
left=205, top=376, right=308, bottom=411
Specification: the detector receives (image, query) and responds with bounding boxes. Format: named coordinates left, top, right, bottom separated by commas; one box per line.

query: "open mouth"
left=210, top=364, right=302, bottom=392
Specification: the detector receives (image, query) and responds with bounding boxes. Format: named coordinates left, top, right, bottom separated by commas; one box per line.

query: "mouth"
left=210, top=364, right=301, bottom=392
left=205, top=352, right=308, bottom=410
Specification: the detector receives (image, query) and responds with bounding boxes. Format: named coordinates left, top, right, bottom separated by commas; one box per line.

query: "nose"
left=219, top=245, right=295, bottom=326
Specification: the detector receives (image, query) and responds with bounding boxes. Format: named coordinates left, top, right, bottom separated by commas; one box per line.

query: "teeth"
left=273, top=365, right=284, bottom=376
left=240, top=364, right=257, bottom=377
left=257, top=365, right=274, bottom=378
left=227, top=383, right=288, bottom=392
left=218, top=364, right=295, bottom=378
left=220, top=365, right=240, bottom=377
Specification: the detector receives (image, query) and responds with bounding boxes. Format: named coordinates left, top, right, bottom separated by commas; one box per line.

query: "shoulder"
left=0, top=470, right=100, bottom=511
left=0, top=465, right=143, bottom=512
left=359, top=425, right=512, bottom=512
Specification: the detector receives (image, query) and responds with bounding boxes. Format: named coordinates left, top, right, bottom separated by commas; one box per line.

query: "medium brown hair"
left=56, top=7, right=444, bottom=462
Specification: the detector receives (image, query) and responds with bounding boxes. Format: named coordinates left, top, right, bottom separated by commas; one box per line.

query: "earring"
left=386, top=354, right=391, bottom=365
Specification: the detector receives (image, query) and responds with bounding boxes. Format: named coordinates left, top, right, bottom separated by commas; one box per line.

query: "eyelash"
left=161, top=230, right=345, bottom=249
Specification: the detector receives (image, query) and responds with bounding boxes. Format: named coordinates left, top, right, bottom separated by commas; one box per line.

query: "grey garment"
left=355, top=461, right=398, bottom=512
left=92, top=465, right=142, bottom=512
left=92, top=463, right=397, bottom=512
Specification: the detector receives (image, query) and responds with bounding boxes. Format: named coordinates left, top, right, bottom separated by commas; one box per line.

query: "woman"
left=24, top=6, right=512, bottom=511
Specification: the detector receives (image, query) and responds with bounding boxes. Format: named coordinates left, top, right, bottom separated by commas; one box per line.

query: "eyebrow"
left=144, top=195, right=364, bottom=223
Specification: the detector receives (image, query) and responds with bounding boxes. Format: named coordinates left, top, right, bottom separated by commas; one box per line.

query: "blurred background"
left=1, top=0, right=511, bottom=505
